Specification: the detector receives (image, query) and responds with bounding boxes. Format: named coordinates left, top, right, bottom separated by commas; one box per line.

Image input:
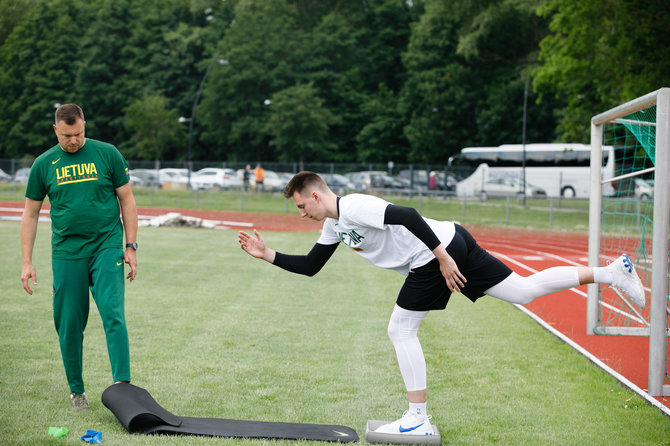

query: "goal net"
left=588, top=88, right=669, bottom=397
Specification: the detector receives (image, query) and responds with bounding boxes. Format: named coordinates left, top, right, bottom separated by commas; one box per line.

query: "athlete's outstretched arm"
left=238, top=229, right=276, bottom=262
left=238, top=229, right=338, bottom=276
left=384, top=204, right=466, bottom=293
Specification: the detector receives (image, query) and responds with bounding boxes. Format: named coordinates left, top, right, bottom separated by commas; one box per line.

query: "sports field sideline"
left=1, top=201, right=669, bottom=444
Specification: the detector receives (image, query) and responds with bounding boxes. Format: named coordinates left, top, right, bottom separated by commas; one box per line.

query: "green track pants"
left=52, top=247, right=130, bottom=394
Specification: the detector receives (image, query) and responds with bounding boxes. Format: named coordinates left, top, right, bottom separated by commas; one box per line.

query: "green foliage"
left=534, top=0, right=670, bottom=141
left=356, top=84, right=408, bottom=163
left=0, top=0, right=224, bottom=159
left=0, top=0, right=37, bottom=45
left=399, top=0, right=557, bottom=163
left=0, top=0, right=666, bottom=162
left=124, top=93, right=186, bottom=160
left=199, top=0, right=307, bottom=161
left=265, top=82, right=340, bottom=163
left=0, top=0, right=93, bottom=157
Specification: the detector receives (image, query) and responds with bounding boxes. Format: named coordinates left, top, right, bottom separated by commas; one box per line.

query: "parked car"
left=345, top=171, right=396, bottom=191
left=278, top=172, right=294, bottom=184
left=128, top=173, right=144, bottom=187
left=319, top=173, right=356, bottom=195
left=396, top=169, right=429, bottom=189
left=634, top=179, right=654, bottom=201
left=128, top=169, right=161, bottom=188
left=191, top=168, right=240, bottom=190
left=159, top=168, right=190, bottom=185
left=13, top=167, right=31, bottom=184
left=478, top=177, right=546, bottom=199
left=259, top=169, right=289, bottom=192
left=396, top=169, right=456, bottom=193
left=0, top=168, right=12, bottom=182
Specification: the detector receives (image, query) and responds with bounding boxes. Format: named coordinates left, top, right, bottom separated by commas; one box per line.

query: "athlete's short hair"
left=55, top=104, right=84, bottom=125
left=283, top=171, right=327, bottom=199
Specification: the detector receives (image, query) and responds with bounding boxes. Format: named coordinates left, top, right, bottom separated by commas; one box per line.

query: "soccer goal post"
left=588, top=87, right=670, bottom=397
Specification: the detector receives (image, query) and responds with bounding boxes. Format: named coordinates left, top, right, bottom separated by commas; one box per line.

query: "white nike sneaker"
left=375, top=411, right=434, bottom=436
left=609, top=254, right=645, bottom=307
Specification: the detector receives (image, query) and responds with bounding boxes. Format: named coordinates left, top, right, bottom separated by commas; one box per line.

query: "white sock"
left=409, top=402, right=427, bottom=419
left=593, top=266, right=614, bottom=284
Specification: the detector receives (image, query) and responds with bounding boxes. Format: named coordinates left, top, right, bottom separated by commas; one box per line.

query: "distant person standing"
left=254, top=164, right=265, bottom=192
left=243, top=164, right=252, bottom=191
left=20, top=104, right=138, bottom=411
left=428, top=171, right=437, bottom=190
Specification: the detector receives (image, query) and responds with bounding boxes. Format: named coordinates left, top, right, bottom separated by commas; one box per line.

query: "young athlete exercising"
left=237, top=171, right=645, bottom=436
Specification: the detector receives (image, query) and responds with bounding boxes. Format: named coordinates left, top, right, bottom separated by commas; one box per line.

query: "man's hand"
left=238, top=229, right=275, bottom=263
left=124, top=249, right=137, bottom=281
left=21, top=263, right=37, bottom=295
left=433, top=245, right=466, bottom=293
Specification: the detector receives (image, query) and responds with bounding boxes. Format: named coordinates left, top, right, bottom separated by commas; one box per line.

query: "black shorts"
left=395, top=224, right=512, bottom=311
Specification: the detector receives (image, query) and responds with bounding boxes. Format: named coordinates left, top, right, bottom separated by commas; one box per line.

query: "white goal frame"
left=588, top=87, right=669, bottom=397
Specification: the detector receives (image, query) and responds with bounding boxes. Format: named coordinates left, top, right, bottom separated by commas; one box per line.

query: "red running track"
left=2, top=201, right=668, bottom=412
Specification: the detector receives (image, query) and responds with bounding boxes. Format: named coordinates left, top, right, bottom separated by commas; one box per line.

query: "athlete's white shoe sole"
left=610, top=254, right=645, bottom=307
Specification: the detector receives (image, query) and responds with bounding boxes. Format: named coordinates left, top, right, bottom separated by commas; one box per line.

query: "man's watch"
left=125, top=242, right=138, bottom=250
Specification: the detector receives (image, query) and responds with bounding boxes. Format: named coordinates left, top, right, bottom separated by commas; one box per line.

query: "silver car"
left=191, top=168, right=240, bottom=190
left=478, top=177, right=546, bottom=199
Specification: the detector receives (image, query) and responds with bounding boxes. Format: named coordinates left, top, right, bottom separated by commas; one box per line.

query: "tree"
left=534, top=0, right=670, bottom=141
left=0, top=0, right=38, bottom=45
left=124, top=93, right=185, bottom=161
left=304, top=1, right=414, bottom=162
left=399, top=0, right=555, bottom=163
left=0, top=0, right=225, bottom=159
left=398, top=0, right=473, bottom=163
left=356, top=84, right=408, bottom=163
left=0, top=0, right=94, bottom=158
left=199, top=0, right=307, bottom=161
left=264, top=82, right=340, bottom=164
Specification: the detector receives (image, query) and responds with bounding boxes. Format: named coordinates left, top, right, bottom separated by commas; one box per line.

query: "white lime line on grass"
left=2, top=211, right=254, bottom=228
left=219, top=220, right=254, bottom=227
left=0, top=215, right=50, bottom=222
left=0, top=206, right=50, bottom=214
left=515, top=303, right=670, bottom=417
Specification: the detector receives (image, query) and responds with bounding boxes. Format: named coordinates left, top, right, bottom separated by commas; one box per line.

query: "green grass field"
left=1, top=221, right=668, bottom=445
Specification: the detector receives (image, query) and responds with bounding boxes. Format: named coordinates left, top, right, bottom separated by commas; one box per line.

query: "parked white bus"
left=452, top=143, right=615, bottom=198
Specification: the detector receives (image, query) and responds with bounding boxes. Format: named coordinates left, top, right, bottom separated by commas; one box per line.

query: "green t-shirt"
left=25, top=138, right=130, bottom=259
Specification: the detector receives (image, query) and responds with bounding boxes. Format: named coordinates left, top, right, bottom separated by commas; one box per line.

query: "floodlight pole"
left=521, top=78, right=529, bottom=205
left=183, top=52, right=228, bottom=187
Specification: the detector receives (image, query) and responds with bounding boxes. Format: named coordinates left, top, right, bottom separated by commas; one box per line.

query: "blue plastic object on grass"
left=81, top=429, right=102, bottom=444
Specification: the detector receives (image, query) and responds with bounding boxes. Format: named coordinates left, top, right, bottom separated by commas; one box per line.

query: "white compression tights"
left=485, top=268, right=580, bottom=305
left=387, top=266, right=581, bottom=392
left=387, top=305, right=429, bottom=392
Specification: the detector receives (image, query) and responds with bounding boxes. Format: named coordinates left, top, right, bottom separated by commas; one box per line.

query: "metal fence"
left=1, top=157, right=461, bottom=184
left=0, top=157, right=591, bottom=230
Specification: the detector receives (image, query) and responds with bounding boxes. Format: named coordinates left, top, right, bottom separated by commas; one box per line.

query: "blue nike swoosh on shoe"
left=399, top=422, right=425, bottom=433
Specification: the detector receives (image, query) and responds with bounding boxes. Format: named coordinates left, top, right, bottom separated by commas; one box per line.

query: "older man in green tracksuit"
left=20, top=103, right=138, bottom=411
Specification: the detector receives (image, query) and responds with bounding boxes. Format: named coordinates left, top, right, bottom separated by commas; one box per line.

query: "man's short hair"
left=283, top=171, right=327, bottom=199
left=55, top=104, right=84, bottom=125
